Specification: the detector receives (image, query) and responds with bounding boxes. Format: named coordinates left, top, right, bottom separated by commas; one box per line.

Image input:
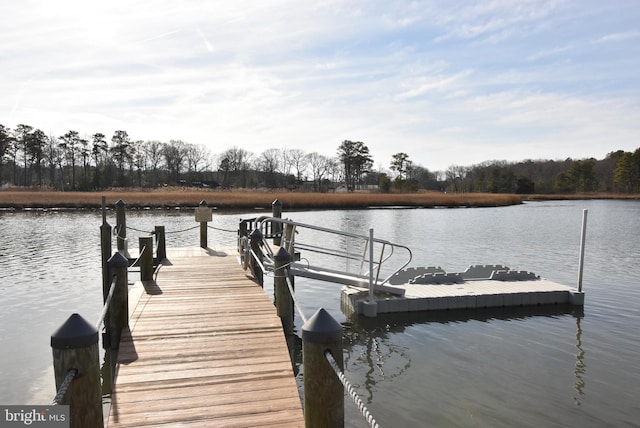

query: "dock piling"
left=155, top=225, right=166, bottom=261
left=272, top=199, right=282, bottom=246
left=115, top=199, right=127, bottom=252
left=139, top=236, right=154, bottom=281
left=249, top=229, right=264, bottom=286
left=197, top=200, right=211, bottom=248
left=108, top=252, right=129, bottom=350
left=51, top=314, right=103, bottom=428
left=274, top=247, right=293, bottom=336
left=302, top=308, right=344, bottom=427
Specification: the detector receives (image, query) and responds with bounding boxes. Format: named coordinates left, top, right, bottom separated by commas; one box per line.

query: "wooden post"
left=199, top=200, right=209, bottom=248
left=272, top=199, right=282, bottom=246
left=302, top=308, right=344, bottom=427
left=155, top=225, right=166, bottom=262
left=107, top=252, right=129, bottom=350
left=274, top=247, right=293, bottom=336
left=139, top=236, right=154, bottom=282
left=249, top=229, right=264, bottom=287
left=51, top=313, right=103, bottom=428
left=100, top=197, right=112, bottom=302
left=115, top=199, right=127, bottom=252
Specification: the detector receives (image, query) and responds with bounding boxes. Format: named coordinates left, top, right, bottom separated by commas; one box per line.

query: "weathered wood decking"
left=107, top=247, right=304, bottom=427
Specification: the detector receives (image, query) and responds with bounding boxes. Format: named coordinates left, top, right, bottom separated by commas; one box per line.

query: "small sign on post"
left=196, top=200, right=212, bottom=248
left=195, top=205, right=213, bottom=222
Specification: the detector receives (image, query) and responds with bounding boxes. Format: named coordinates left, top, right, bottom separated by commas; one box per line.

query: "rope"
left=129, top=245, right=148, bottom=268
left=52, top=368, right=78, bottom=405
left=325, top=350, right=380, bottom=428
left=207, top=224, right=237, bottom=233
left=284, top=267, right=308, bottom=323
left=127, top=225, right=154, bottom=234
left=164, top=225, right=200, bottom=234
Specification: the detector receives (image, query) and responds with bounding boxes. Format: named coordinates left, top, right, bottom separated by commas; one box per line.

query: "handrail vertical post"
left=249, top=229, right=264, bottom=287
left=274, top=247, right=293, bottom=336
left=51, top=314, right=103, bottom=428
left=139, top=236, right=154, bottom=282
left=577, top=209, right=588, bottom=292
left=155, top=225, right=166, bottom=262
left=115, top=199, right=127, bottom=252
left=302, top=308, right=344, bottom=427
left=272, top=199, right=282, bottom=245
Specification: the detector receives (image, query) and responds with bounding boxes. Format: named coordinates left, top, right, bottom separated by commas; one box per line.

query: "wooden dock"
left=107, top=247, right=304, bottom=427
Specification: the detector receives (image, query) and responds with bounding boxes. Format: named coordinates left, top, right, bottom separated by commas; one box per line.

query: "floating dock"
left=340, top=265, right=584, bottom=317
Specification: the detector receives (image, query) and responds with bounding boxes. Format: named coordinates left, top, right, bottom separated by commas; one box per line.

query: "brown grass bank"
left=0, top=189, right=524, bottom=210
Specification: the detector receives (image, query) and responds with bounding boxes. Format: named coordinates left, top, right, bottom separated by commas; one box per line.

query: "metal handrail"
left=254, top=217, right=412, bottom=286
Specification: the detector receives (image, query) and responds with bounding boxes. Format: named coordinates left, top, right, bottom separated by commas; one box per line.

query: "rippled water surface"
left=1, top=200, right=639, bottom=427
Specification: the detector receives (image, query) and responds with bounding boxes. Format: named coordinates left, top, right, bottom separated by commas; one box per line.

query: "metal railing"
left=242, top=216, right=412, bottom=291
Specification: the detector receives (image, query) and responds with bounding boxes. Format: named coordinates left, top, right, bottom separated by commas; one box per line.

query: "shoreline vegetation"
left=0, top=189, right=639, bottom=211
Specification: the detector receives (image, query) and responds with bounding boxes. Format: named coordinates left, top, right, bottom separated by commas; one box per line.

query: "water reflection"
left=574, top=315, right=586, bottom=405
left=341, top=304, right=585, bottom=409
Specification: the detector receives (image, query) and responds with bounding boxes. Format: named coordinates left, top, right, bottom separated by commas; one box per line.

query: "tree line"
left=1, top=123, right=639, bottom=193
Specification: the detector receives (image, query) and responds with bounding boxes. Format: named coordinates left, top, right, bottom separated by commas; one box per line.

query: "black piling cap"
left=108, top=251, right=129, bottom=268
left=115, top=199, right=126, bottom=207
left=274, top=246, right=291, bottom=262
left=249, top=228, right=264, bottom=241
left=272, top=199, right=282, bottom=207
left=302, top=308, right=342, bottom=344
left=51, top=313, right=98, bottom=350
left=199, top=200, right=208, bottom=207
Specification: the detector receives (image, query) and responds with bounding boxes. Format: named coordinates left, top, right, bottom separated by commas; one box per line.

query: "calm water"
left=1, top=200, right=639, bottom=427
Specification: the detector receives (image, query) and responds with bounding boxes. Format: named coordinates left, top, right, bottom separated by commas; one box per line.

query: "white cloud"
left=1, top=0, right=639, bottom=172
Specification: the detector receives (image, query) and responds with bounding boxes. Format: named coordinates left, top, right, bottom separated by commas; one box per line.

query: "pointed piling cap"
left=274, top=246, right=291, bottom=262
left=115, top=199, right=126, bottom=207
left=199, top=200, right=208, bottom=207
left=108, top=251, right=129, bottom=268
left=51, top=313, right=98, bottom=349
left=302, top=308, right=342, bottom=344
left=272, top=199, right=282, bottom=207
left=249, top=228, right=263, bottom=241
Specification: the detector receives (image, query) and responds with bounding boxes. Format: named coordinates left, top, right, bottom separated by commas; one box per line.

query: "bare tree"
left=306, top=152, right=332, bottom=191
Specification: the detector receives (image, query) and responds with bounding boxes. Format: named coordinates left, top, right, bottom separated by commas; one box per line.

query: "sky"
left=2, top=0, right=639, bottom=172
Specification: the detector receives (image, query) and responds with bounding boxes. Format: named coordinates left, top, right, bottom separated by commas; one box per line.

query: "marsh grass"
left=0, top=189, right=525, bottom=210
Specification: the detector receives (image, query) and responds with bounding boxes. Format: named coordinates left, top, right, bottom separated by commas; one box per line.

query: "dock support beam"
left=302, top=308, right=344, bottom=428
left=51, top=314, right=103, bottom=428
left=274, top=247, right=293, bottom=336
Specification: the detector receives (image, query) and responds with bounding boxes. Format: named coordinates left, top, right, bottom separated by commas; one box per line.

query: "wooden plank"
left=108, top=248, right=303, bottom=427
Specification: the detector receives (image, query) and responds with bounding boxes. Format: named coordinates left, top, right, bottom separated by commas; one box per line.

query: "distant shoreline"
left=0, top=189, right=638, bottom=211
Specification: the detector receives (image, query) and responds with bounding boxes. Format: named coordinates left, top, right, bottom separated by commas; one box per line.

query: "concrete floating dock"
left=341, top=277, right=584, bottom=317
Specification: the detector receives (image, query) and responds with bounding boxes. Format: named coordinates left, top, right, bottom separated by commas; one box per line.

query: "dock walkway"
left=107, top=247, right=304, bottom=427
